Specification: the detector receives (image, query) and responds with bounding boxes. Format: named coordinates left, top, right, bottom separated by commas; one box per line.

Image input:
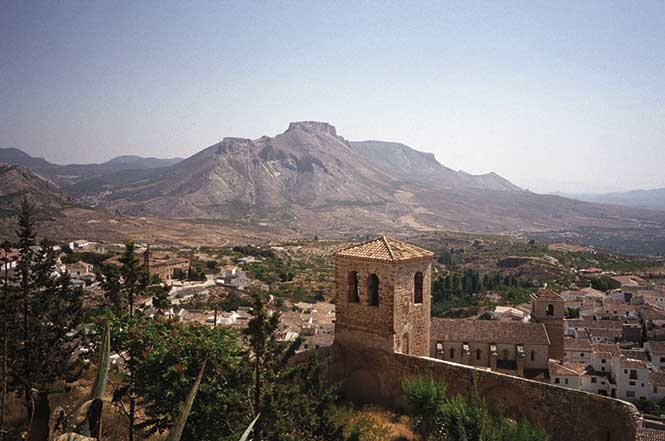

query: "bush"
left=403, top=377, right=550, bottom=441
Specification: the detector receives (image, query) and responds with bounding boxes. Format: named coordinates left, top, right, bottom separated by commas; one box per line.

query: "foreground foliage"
left=403, top=377, right=550, bottom=441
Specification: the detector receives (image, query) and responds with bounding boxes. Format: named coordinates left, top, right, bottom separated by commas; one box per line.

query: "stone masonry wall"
left=334, top=257, right=396, bottom=351
left=328, top=343, right=639, bottom=441
left=335, top=256, right=432, bottom=356
left=393, top=259, right=431, bottom=357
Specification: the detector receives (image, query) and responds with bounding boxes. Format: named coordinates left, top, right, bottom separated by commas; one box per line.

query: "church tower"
left=532, top=288, right=565, bottom=360
left=334, top=236, right=434, bottom=357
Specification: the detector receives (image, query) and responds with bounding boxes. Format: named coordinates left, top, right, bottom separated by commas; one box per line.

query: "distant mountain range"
left=564, top=189, right=665, bottom=212
left=1, top=122, right=664, bottom=242
left=0, top=148, right=183, bottom=188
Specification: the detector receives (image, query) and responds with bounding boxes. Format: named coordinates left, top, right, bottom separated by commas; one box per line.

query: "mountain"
left=103, top=155, right=183, bottom=168
left=0, top=148, right=183, bottom=188
left=4, top=123, right=665, bottom=250
left=566, top=189, right=665, bottom=212
left=92, top=121, right=398, bottom=218
left=350, top=140, right=521, bottom=192
left=0, top=163, right=73, bottom=218
left=71, top=121, right=663, bottom=239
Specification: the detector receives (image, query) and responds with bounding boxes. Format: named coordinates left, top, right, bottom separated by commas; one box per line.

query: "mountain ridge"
left=2, top=122, right=664, bottom=241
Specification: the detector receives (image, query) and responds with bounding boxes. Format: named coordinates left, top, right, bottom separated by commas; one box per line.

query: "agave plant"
left=165, top=357, right=208, bottom=441
left=46, top=322, right=111, bottom=441
left=239, top=414, right=260, bottom=441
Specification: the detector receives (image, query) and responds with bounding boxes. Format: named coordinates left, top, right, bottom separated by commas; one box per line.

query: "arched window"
left=449, top=348, right=455, bottom=359
left=476, top=349, right=481, bottom=361
left=531, top=351, right=535, bottom=362
left=348, top=271, right=360, bottom=303
left=368, top=274, right=380, bottom=306
left=546, top=304, right=554, bottom=316
left=413, top=272, right=424, bottom=304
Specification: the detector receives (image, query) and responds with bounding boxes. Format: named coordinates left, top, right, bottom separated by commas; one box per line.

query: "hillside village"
left=4, top=232, right=665, bottom=439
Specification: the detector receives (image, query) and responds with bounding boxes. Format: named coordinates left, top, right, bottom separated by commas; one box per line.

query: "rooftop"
left=431, top=319, right=550, bottom=345
left=548, top=360, right=588, bottom=376
left=535, top=288, right=564, bottom=301
left=335, top=236, right=434, bottom=263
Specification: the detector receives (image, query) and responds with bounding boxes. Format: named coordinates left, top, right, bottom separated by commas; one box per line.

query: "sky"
left=1, top=1, right=664, bottom=194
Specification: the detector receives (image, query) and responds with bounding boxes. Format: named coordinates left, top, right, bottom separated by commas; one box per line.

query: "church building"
left=335, top=237, right=565, bottom=378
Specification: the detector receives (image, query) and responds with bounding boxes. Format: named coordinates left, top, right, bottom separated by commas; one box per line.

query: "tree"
left=118, top=241, right=148, bottom=318
left=150, top=285, right=171, bottom=314
left=95, top=263, right=123, bottom=315
left=8, top=199, right=83, bottom=426
left=243, top=291, right=345, bottom=441
left=117, top=318, right=249, bottom=441
left=1, top=239, right=12, bottom=437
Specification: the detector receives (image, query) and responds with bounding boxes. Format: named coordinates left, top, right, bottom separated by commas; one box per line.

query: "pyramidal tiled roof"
left=336, top=236, right=434, bottom=263
left=535, top=288, right=564, bottom=301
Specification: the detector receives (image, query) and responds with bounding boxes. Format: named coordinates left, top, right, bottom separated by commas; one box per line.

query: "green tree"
left=95, top=263, right=123, bottom=315
left=118, top=241, right=148, bottom=317
left=243, top=291, right=345, bottom=441
left=116, top=317, right=250, bottom=441
left=1, top=239, right=12, bottom=436
left=9, top=199, right=83, bottom=425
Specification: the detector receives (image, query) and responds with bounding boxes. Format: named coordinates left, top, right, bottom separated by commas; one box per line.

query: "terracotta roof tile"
left=535, top=288, right=564, bottom=301
left=564, top=337, right=592, bottom=351
left=548, top=360, right=588, bottom=376
left=431, top=319, right=550, bottom=345
left=648, top=341, right=665, bottom=354
left=336, top=236, right=434, bottom=263
left=638, top=428, right=665, bottom=441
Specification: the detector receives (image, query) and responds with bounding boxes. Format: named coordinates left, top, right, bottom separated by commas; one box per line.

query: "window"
left=564, top=378, right=569, bottom=384
left=530, top=351, right=535, bottom=362
left=476, top=349, right=481, bottom=360
left=413, top=272, right=424, bottom=304
left=580, top=353, right=585, bottom=357
left=546, top=304, right=554, bottom=316
left=627, top=391, right=635, bottom=398
left=630, top=370, right=638, bottom=380
left=449, top=348, right=455, bottom=359
left=601, top=359, right=606, bottom=364
left=629, top=381, right=636, bottom=386
left=368, top=274, right=380, bottom=306
left=348, top=271, right=360, bottom=303
left=591, top=377, right=597, bottom=383
left=554, top=378, right=560, bottom=384
left=660, top=357, right=665, bottom=363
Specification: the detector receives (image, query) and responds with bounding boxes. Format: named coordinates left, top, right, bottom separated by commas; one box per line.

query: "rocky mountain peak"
left=286, top=121, right=337, bottom=137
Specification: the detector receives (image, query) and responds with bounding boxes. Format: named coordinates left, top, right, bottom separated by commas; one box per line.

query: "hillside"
left=3, top=123, right=665, bottom=255
left=350, top=140, right=521, bottom=192
left=567, top=188, right=665, bottom=212
left=0, top=163, right=73, bottom=218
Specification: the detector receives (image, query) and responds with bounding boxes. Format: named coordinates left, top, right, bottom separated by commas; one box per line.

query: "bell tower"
left=532, top=288, right=565, bottom=360
left=334, top=236, right=434, bottom=357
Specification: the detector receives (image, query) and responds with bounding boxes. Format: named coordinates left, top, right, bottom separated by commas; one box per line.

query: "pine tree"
left=0, top=239, right=12, bottom=437
left=9, top=199, right=83, bottom=425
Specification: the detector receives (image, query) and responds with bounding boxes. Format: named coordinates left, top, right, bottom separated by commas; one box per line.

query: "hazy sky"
left=2, top=1, right=664, bottom=193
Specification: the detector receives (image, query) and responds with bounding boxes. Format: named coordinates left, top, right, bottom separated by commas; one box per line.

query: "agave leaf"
left=165, top=358, right=208, bottom=441
left=56, top=433, right=96, bottom=441
left=239, top=414, right=260, bottom=441
left=66, top=322, right=111, bottom=436
left=91, top=322, right=111, bottom=401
